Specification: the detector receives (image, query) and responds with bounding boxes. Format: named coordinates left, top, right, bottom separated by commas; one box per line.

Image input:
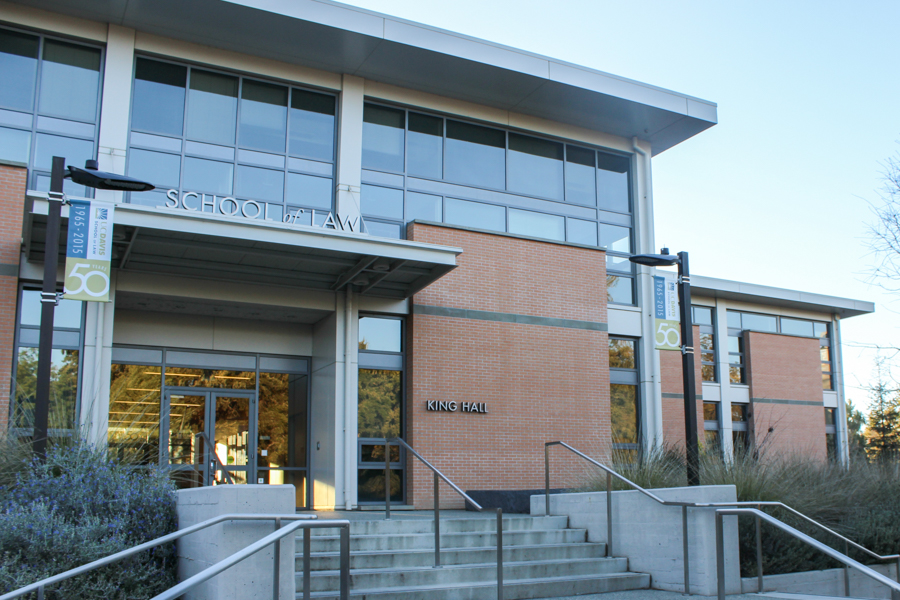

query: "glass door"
left=166, top=391, right=209, bottom=487
left=211, top=392, right=253, bottom=484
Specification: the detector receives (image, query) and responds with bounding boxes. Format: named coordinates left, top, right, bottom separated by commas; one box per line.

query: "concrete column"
left=94, top=24, right=135, bottom=204
left=78, top=273, right=116, bottom=448
left=342, top=287, right=358, bottom=509
left=833, top=316, right=849, bottom=466
left=715, top=300, right=734, bottom=459
left=311, top=310, right=339, bottom=510
left=335, top=75, right=364, bottom=223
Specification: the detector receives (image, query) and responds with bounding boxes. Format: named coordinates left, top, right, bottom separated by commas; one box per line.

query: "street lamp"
left=629, top=248, right=700, bottom=486
left=32, top=157, right=154, bottom=458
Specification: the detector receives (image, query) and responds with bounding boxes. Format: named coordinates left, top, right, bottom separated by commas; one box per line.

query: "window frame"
left=609, top=336, right=640, bottom=451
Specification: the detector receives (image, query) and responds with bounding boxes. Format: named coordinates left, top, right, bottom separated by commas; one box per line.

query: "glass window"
left=741, top=313, right=777, bottom=333
left=445, top=120, right=505, bottom=190
left=19, top=289, right=82, bottom=328
left=235, top=164, right=284, bottom=203
left=407, top=112, right=442, bottom=179
left=704, top=402, right=718, bottom=421
left=362, top=104, right=404, bottom=173
left=183, top=156, right=233, bottom=195
left=132, top=58, right=186, bottom=137
left=14, top=347, right=79, bottom=430
left=358, top=368, right=402, bottom=438
left=0, top=126, right=30, bottom=163
left=365, top=220, right=402, bottom=239
left=568, top=218, right=597, bottom=246
left=239, top=79, right=288, bottom=153
left=596, top=153, right=630, bottom=213
left=507, top=133, right=563, bottom=200
left=361, top=184, right=404, bottom=220
left=186, top=69, right=238, bottom=146
left=289, top=90, right=335, bottom=162
left=0, top=29, right=39, bottom=112
left=606, top=254, right=633, bottom=273
left=611, top=384, right=638, bottom=444
left=609, top=339, right=636, bottom=369
left=692, top=306, right=713, bottom=326
left=127, top=148, right=181, bottom=190
left=34, top=133, right=93, bottom=171
left=727, top=311, right=742, bottom=329
left=598, top=223, right=631, bottom=253
left=565, top=145, right=596, bottom=206
left=825, top=407, right=836, bottom=426
left=286, top=172, right=332, bottom=210
left=108, top=364, right=162, bottom=465
left=781, top=318, right=813, bottom=337
left=445, top=197, right=505, bottom=232
left=405, top=191, right=441, bottom=222
left=359, top=317, right=402, bottom=352
left=607, top=274, right=634, bottom=305
left=732, top=404, right=747, bottom=422
left=38, top=40, right=101, bottom=123
left=508, top=208, right=564, bottom=241
left=814, top=322, right=829, bottom=338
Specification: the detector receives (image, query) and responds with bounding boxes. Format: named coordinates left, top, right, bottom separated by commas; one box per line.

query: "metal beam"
left=331, top=256, right=377, bottom=291
left=361, top=260, right=407, bottom=294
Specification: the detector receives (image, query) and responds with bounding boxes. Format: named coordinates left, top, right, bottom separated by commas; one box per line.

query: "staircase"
left=296, top=511, right=650, bottom=599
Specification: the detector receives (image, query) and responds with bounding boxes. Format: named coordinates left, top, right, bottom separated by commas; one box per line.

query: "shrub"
left=0, top=439, right=178, bottom=599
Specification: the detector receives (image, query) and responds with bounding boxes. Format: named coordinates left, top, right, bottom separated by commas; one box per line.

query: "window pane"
left=235, top=164, right=284, bottom=203
left=825, top=408, right=836, bottom=426
left=507, top=133, right=563, bottom=200
left=814, top=322, right=829, bottom=338
left=361, top=184, right=403, bottom=220
left=607, top=274, right=634, bottom=305
left=820, top=347, right=831, bottom=362
left=239, top=79, right=287, bottom=153
left=568, top=218, right=597, bottom=246
left=407, top=112, right=442, bottom=179
left=132, top=58, right=186, bottom=137
left=742, top=313, right=777, bottom=333
left=289, top=89, right=335, bottom=162
left=705, top=430, right=720, bottom=449
left=822, top=372, right=833, bottom=390
left=596, top=152, right=630, bottom=213
left=731, top=404, right=747, bottom=422
left=186, top=69, right=238, bottom=146
left=445, top=120, right=505, bottom=190
left=359, top=317, right=402, bottom=352
left=34, top=133, right=93, bottom=171
left=0, top=126, right=30, bottom=163
left=729, top=366, right=744, bottom=384
left=14, top=347, right=79, bottom=430
left=700, top=332, right=714, bottom=352
left=39, top=40, right=101, bottom=122
left=128, top=148, right=181, bottom=190
left=692, top=306, right=713, bottom=326
left=611, top=384, right=638, bottom=444
left=405, top=191, right=441, bottom=222
left=183, top=156, right=233, bottom=195
left=508, top=208, right=564, bottom=241
left=108, top=364, right=161, bottom=465
left=704, top=402, right=718, bottom=421
left=362, top=104, right=404, bottom=173
left=358, top=368, right=401, bottom=438
left=286, top=173, right=332, bottom=210
left=258, top=372, right=308, bottom=469
left=445, top=197, right=505, bottom=232
left=358, top=468, right=401, bottom=503
left=607, top=254, right=633, bottom=273
left=365, top=220, right=401, bottom=239
left=727, top=336, right=741, bottom=353
left=781, top=318, right=813, bottom=337
left=598, top=223, right=631, bottom=253
left=20, top=290, right=82, bottom=328
left=609, top=339, right=636, bottom=369
left=0, top=29, right=39, bottom=112
left=565, top=145, right=596, bottom=206
left=701, top=363, right=716, bottom=382
left=727, top=311, right=742, bottom=329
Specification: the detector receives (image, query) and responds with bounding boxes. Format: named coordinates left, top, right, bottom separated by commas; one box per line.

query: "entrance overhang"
left=25, top=195, right=461, bottom=299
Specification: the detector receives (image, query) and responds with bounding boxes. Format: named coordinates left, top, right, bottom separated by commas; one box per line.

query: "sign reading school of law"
left=64, top=199, right=114, bottom=302
left=653, top=274, right=680, bottom=351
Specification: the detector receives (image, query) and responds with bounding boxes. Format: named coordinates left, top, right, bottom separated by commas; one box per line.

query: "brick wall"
left=659, top=325, right=704, bottom=451
left=406, top=223, right=609, bottom=509
left=745, top=332, right=826, bottom=461
left=0, top=164, right=25, bottom=430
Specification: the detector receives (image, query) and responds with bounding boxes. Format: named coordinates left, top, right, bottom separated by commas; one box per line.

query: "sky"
left=338, top=0, right=900, bottom=412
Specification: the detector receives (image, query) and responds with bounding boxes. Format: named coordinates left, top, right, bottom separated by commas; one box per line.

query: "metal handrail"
left=386, top=437, right=503, bottom=600
left=195, top=430, right=236, bottom=485
left=715, top=508, right=900, bottom=600
left=0, top=513, right=319, bottom=600
left=544, top=441, right=900, bottom=595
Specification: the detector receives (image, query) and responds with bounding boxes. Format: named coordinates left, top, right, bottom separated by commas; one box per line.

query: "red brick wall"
left=0, top=164, right=26, bottom=430
left=660, top=325, right=704, bottom=451
left=406, top=223, right=608, bottom=509
left=745, top=332, right=826, bottom=461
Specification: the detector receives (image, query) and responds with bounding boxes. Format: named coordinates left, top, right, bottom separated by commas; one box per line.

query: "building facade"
left=0, top=0, right=873, bottom=509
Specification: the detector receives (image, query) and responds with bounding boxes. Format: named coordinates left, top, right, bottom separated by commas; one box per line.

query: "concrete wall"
left=175, top=484, right=296, bottom=600
left=531, top=485, right=742, bottom=596
left=741, top=563, right=899, bottom=598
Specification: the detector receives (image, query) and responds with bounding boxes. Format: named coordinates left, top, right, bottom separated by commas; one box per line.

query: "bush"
left=583, top=446, right=900, bottom=576
left=0, top=439, right=178, bottom=599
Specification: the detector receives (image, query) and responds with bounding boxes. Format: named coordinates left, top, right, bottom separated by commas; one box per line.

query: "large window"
left=732, top=403, right=750, bottom=452
left=0, top=27, right=102, bottom=196
left=360, top=102, right=636, bottom=304
left=825, top=407, right=837, bottom=461
left=610, top=338, right=639, bottom=456
left=703, top=402, right=720, bottom=452
left=692, top=306, right=716, bottom=382
left=126, top=57, right=337, bottom=224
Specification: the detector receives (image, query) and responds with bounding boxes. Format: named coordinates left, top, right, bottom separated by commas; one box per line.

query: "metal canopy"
left=25, top=198, right=461, bottom=299
left=10, top=0, right=718, bottom=155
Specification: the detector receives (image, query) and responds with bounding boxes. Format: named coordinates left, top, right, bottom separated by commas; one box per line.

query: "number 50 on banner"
left=64, top=199, right=114, bottom=302
left=653, top=275, right=681, bottom=351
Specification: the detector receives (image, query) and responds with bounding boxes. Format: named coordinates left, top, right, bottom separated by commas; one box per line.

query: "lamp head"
left=67, top=160, right=155, bottom=192
left=628, top=251, right=680, bottom=267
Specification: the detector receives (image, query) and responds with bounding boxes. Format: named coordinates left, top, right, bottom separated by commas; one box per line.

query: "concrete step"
left=296, top=541, right=608, bottom=571
left=303, top=557, right=630, bottom=592
left=307, top=528, right=587, bottom=553
left=302, top=572, right=650, bottom=600
left=301, top=515, right=569, bottom=537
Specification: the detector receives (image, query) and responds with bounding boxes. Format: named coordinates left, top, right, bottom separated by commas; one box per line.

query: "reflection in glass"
left=780, top=318, right=813, bottom=337
left=286, top=173, right=332, bottom=209
left=289, top=90, right=335, bottom=162
left=406, top=191, right=442, bottom=222
left=213, top=395, right=250, bottom=468
left=38, top=40, right=101, bottom=122
left=183, top=156, right=233, bottom=195
left=609, top=339, right=635, bottom=369
left=34, top=133, right=93, bottom=170
left=693, top=306, right=713, bottom=326
left=359, top=317, right=402, bottom=352
left=358, top=469, right=402, bottom=503
left=108, top=364, right=161, bottom=465
left=20, top=290, right=82, bottom=328
left=727, top=311, right=742, bottom=329
left=361, top=184, right=403, bottom=220
left=239, top=79, right=288, bottom=153
left=814, top=322, right=829, bottom=338
left=703, top=402, right=718, bottom=421
left=128, top=148, right=181, bottom=189
left=361, top=444, right=400, bottom=463
left=365, top=221, right=401, bottom=239
left=733, top=431, right=750, bottom=452
left=407, top=112, right=442, bottom=179
left=596, top=153, right=630, bottom=213
left=164, top=367, right=256, bottom=389
left=507, top=133, right=564, bottom=200
left=607, top=274, right=634, bottom=305
left=358, top=369, right=401, bottom=438
left=0, top=29, right=39, bottom=112
left=259, top=469, right=307, bottom=508
left=731, top=404, right=747, bottom=422
left=611, top=384, right=638, bottom=444
left=0, top=126, right=30, bottom=164
left=729, top=365, right=744, bottom=384
left=565, top=146, right=596, bottom=206
left=257, top=373, right=308, bottom=471
left=168, top=394, right=205, bottom=467
left=568, top=218, right=597, bottom=246
left=362, top=104, right=404, bottom=173
left=741, top=313, right=777, bottom=333
left=705, top=430, right=720, bottom=450
left=826, top=433, right=836, bottom=461
left=14, top=348, right=79, bottom=430
left=186, top=69, right=238, bottom=146
left=508, top=208, right=564, bottom=241
left=445, top=120, right=505, bottom=190
left=445, top=198, right=505, bottom=232
left=598, top=223, right=631, bottom=253
left=606, top=254, right=632, bottom=274
left=132, top=58, right=187, bottom=137
left=235, top=164, right=284, bottom=203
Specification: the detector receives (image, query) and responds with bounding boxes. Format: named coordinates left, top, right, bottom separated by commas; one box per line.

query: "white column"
left=833, top=316, right=850, bottom=466
left=335, top=74, right=364, bottom=224
left=94, top=24, right=135, bottom=204
left=715, top=300, right=734, bottom=459
left=78, top=274, right=116, bottom=448
left=342, top=287, right=359, bottom=508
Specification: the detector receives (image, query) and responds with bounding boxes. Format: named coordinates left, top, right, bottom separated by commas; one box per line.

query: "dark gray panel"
left=259, top=356, right=309, bottom=373
left=111, top=346, right=163, bottom=364
left=358, top=352, right=403, bottom=370
left=165, top=349, right=257, bottom=370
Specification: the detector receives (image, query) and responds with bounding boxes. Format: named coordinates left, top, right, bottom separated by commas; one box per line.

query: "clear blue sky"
left=340, top=0, right=900, bottom=412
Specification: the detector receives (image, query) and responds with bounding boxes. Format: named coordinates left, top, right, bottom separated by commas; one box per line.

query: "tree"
left=870, top=151, right=900, bottom=288
left=863, top=366, right=900, bottom=461
left=845, top=399, right=867, bottom=458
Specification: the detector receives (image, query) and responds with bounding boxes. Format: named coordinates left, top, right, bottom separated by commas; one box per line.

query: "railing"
left=544, top=441, right=900, bottom=595
left=715, top=508, right=900, bottom=600
left=386, top=437, right=504, bottom=600
left=0, top=513, right=349, bottom=600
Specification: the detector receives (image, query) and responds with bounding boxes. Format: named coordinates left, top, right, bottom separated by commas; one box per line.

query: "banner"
left=653, top=274, right=681, bottom=351
left=64, top=199, right=114, bottom=302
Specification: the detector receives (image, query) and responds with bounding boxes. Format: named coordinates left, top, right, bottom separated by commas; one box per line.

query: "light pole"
left=629, top=248, right=700, bottom=486
left=32, top=157, right=154, bottom=459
